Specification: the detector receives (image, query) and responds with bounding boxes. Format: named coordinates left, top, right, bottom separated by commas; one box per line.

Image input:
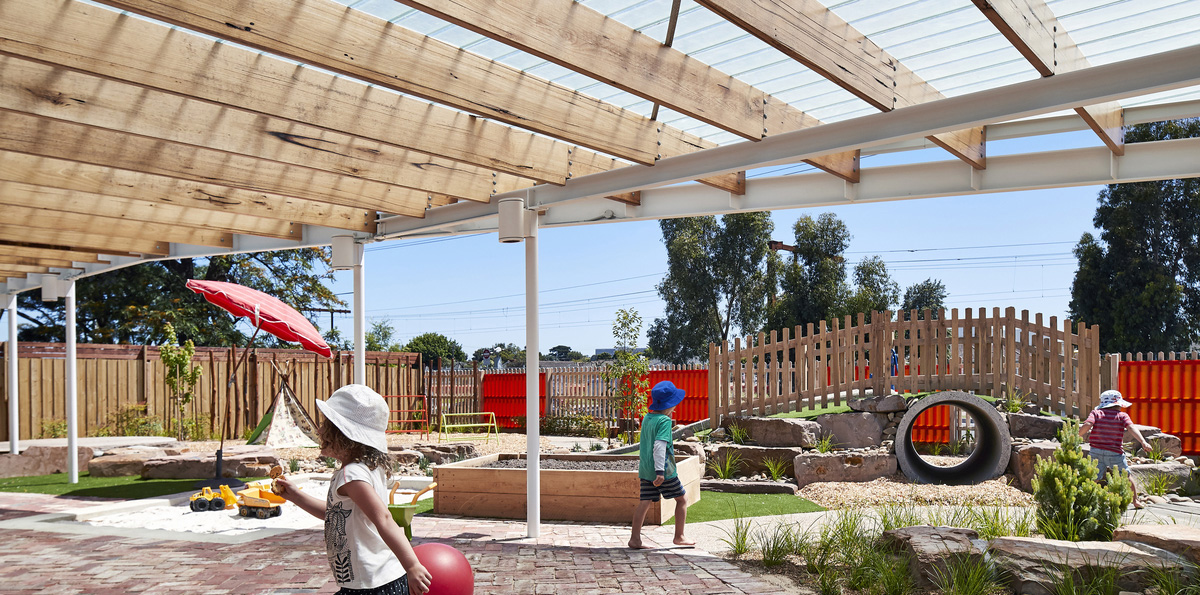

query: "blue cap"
left=649, top=380, right=686, bottom=411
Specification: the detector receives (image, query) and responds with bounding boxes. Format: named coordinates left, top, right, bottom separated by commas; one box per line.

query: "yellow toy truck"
left=237, top=481, right=286, bottom=519
left=188, top=484, right=238, bottom=512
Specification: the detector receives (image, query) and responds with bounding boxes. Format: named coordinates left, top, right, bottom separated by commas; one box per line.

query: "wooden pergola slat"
left=1, top=203, right=237, bottom=249
left=0, top=263, right=82, bottom=275
left=0, top=226, right=170, bottom=256
left=0, top=152, right=376, bottom=233
left=697, top=0, right=987, bottom=169
left=972, top=0, right=1124, bottom=154
left=0, top=245, right=105, bottom=264
left=0, top=111, right=432, bottom=217
left=0, top=255, right=78, bottom=269
left=0, top=181, right=302, bottom=241
left=0, top=55, right=531, bottom=202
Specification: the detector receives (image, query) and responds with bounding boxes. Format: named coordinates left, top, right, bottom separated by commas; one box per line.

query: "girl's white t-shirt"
left=325, top=462, right=406, bottom=590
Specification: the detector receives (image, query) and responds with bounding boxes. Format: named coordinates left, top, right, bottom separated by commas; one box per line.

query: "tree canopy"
left=17, top=249, right=340, bottom=347
left=902, top=278, right=949, bottom=317
left=403, top=332, right=468, bottom=367
left=647, top=213, right=774, bottom=364
left=1069, top=119, right=1200, bottom=353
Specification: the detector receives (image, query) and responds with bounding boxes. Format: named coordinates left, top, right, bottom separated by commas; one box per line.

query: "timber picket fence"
left=0, top=342, right=420, bottom=442
left=708, top=308, right=1118, bottom=427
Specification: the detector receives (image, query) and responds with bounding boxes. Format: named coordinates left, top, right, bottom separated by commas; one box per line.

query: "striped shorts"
left=335, top=575, right=409, bottom=595
left=640, top=476, right=685, bottom=502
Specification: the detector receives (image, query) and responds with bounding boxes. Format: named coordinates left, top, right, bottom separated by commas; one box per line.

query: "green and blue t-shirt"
left=638, top=412, right=676, bottom=481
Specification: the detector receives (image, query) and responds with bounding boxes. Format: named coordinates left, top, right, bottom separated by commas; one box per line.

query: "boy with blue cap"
left=629, top=380, right=694, bottom=549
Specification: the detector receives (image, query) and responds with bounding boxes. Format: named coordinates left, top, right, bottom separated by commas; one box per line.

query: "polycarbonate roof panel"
left=337, top=0, right=1200, bottom=153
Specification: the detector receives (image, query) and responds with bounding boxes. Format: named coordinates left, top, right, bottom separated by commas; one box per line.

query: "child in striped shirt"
left=1079, top=389, right=1153, bottom=509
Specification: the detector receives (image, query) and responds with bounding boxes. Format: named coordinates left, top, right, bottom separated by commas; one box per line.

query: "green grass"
left=0, top=472, right=237, bottom=499
left=665, top=491, right=824, bottom=524
left=771, top=403, right=852, bottom=419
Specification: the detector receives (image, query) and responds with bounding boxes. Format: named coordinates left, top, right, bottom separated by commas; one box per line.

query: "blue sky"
left=325, top=130, right=1107, bottom=357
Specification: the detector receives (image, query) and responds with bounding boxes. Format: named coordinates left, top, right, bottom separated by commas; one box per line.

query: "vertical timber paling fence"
left=708, top=307, right=1115, bottom=428
left=0, top=342, right=420, bottom=442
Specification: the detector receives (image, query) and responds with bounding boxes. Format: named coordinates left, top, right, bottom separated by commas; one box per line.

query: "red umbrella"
left=185, top=279, right=332, bottom=487
left=186, top=279, right=332, bottom=357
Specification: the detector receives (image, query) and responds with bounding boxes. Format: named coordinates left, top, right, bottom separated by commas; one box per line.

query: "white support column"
left=64, top=280, right=78, bottom=484
left=525, top=207, right=540, bottom=539
left=353, top=256, right=366, bottom=385
left=6, top=293, right=18, bottom=455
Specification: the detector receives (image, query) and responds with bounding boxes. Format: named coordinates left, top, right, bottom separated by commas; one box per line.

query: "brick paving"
left=0, top=493, right=774, bottom=594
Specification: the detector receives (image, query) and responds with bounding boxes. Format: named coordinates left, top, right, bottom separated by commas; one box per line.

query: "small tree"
left=160, top=323, right=203, bottom=441
left=1032, top=419, right=1133, bottom=541
left=602, top=308, right=650, bottom=443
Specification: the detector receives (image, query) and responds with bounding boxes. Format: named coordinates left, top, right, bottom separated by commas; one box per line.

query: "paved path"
left=0, top=492, right=774, bottom=595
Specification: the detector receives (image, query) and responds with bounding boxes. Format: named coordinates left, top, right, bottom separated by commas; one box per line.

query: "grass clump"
left=754, top=523, right=795, bottom=567
left=1145, top=472, right=1179, bottom=497
left=708, top=450, right=745, bottom=479
left=1147, top=561, right=1200, bottom=595
left=727, top=423, right=750, bottom=445
left=762, top=456, right=790, bottom=481
left=814, top=434, right=838, bottom=453
left=719, top=513, right=753, bottom=558
left=929, top=553, right=1004, bottom=595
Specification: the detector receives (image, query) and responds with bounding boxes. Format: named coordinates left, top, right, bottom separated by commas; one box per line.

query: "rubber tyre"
left=255, top=508, right=270, bottom=519
left=271, top=506, right=282, bottom=517
left=190, top=499, right=206, bottom=512
left=238, top=505, right=249, bottom=517
left=209, top=497, right=225, bottom=511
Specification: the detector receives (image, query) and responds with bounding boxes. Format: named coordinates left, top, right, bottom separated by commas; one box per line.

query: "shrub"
left=1032, top=419, right=1133, bottom=541
left=288, top=458, right=300, bottom=473
left=39, top=419, right=67, bottom=439
left=103, top=404, right=166, bottom=437
left=540, top=414, right=606, bottom=438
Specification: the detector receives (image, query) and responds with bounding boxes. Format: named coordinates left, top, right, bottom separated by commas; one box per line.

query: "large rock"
left=881, top=526, right=983, bottom=590
left=711, top=444, right=805, bottom=477
left=793, top=451, right=896, bottom=488
left=140, top=445, right=278, bottom=479
left=1128, top=461, right=1193, bottom=492
left=388, top=449, right=423, bottom=466
left=990, top=536, right=1187, bottom=595
left=849, top=393, right=907, bottom=413
left=1008, top=441, right=1059, bottom=492
left=1007, top=412, right=1065, bottom=440
left=413, top=443, right=478, bottom=465
left=1127, top=424, right=1184, bottom=458
left=1113, top=524, right=1200, bottom=564
left=88, top=454, right=149, bottom=478
left=814, top=412, right=884, bottom=448
left=0, top=446, right=94, bottom=478
left=730, top=417, right=822, bottom=448
left=673, top=441, right=705, bottom=468
left=700, top=479, right=796, bottom=494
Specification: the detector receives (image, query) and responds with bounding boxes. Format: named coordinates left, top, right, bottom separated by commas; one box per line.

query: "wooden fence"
left=709, top=308, right=1118, bottom=427
left=0, top=342, right=420, bottom=442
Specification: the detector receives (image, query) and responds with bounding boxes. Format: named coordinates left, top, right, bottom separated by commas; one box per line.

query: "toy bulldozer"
left=189, top=484, right=238, bottom=512
left=388, top=482, right=435, bottom=541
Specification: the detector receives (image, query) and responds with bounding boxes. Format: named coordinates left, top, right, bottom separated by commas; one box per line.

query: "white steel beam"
left=5, top=292, right=17, bottom=455
left=64, top=279, right=78, bottom=484
left=378, top=44, right=1200, bottom=239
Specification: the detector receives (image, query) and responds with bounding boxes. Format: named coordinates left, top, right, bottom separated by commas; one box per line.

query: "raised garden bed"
left=433, top=453, right=701, bottom=524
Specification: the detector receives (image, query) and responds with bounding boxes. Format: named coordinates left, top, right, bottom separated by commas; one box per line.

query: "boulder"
left=413, top=443, right=478, bottom=465
left=711, top=444, right=805, bottom=477
left=140, top=445, right=278, bottom=479
left=989, top=536, right=1186, bottom=595
left=881, top=526, right=983, bottom=590
left=88, top=454, right=148, bottom=477
left=814, top=412, right=884, bottom=448
left=673, top=441, right=705, bottom=468
left=700, top=479, right=796, bottom=494
left=1114, top=524, right=1200, bottom=564
left=734, top=417, right=822, bottom=447
left=849, top=394, right=908, bottom=413
left=1127, top=425, right=1184, bottom=458
left=1128, top=461, right=1193, bottom=493
left=388, top=449, right=424, bottom=466
left=1008, top=441, right=1059, bottom=492
left=0, top=446, right=94, bottom=478
left=793, top=451, right=896, bottom=488
left=1006, top=412, right=1065, bottom=440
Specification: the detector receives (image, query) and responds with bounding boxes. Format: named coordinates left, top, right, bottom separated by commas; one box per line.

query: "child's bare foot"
left=628, top=539, right=653, bottom=550
left=673, top=537, right=695, bottom=547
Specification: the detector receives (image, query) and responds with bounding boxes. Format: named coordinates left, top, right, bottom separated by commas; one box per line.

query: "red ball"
left=412, top=543, right=473, bottom=595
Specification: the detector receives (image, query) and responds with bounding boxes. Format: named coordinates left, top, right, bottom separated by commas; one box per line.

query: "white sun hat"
left=1098, top=389, right=1133, bottom=409
left=315, top=384, right=389, bottom=453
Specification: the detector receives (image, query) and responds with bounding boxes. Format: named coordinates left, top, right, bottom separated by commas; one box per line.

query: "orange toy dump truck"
left=237, top=481, right=285, bottom=519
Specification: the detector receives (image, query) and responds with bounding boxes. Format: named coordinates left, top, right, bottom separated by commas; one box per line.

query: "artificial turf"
left=664, top=491, right=824, bottom=525
left=0, top=472, right=217, bottom=499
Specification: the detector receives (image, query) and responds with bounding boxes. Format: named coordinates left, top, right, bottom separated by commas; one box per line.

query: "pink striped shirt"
left=1085, top=408, right=1132, bottom=454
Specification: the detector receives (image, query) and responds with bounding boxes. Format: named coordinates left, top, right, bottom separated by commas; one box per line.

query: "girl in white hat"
left=275, top=385, right=432, bottom=595
left=1079, top=389, right=1154, bottom=509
